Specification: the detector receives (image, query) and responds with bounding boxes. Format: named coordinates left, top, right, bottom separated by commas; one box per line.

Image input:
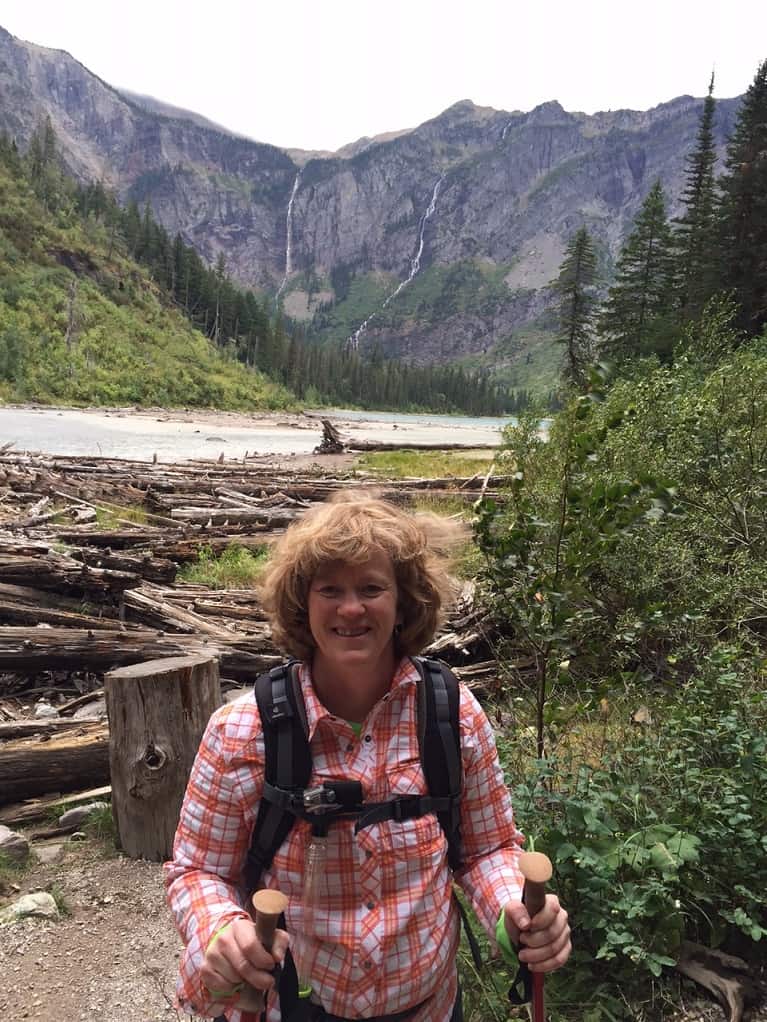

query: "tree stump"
left=104, top=655, right=221, bottom=861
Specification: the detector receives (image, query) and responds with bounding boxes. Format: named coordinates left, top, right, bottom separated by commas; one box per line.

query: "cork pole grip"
left=518, top=850, right=552, bottom=916
left=518, top=851, right=552, bottom=1022
left=229, top=890, right=289, bottom=1013
left=253, top=889, right=289, bottom=951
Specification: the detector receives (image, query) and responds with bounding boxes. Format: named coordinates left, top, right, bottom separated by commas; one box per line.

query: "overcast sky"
left=2, top=1, right=765, bottom=151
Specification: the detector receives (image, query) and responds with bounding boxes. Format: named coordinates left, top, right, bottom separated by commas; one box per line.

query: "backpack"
left=237, top=656, right=484, bottom=1021
left=243, top=656, right=464, bottom=895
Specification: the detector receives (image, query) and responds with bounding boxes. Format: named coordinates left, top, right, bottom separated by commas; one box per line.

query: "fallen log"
left=0, top=599, right=119, bottom=630
left=67, top=547, right=177, bottom=584
left=676, top=941, right=760, bottom=1022
left=348, top=440, right=497, bottom=452
left=169, top=507, right=300, bottom=527
left=122, top=588, right=239, bottom=637
left=0, top=626, right=281, bottom=681
left=0, top=720, right=108, bottom=805
left=0, top=552, right=139, bottom=594
left=0, top=718, right=95, bottom=741
left=0, top=784, right=111, bottom=827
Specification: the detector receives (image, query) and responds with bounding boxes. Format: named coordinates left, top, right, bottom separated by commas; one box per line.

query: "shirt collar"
left=298, top=656, right=420, bottom=739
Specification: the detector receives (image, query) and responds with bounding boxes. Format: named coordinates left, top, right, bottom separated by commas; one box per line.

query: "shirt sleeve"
left=163, top=703, right=258, bottom=1015
left=453, top=685, right=525, bottom=942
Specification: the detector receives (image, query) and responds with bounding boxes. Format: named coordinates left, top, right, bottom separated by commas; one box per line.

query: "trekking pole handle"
left=518, top=852, right=552, bottom=1022
left=229, top=889, right=289, bottom=1013
left=253, top=888, right=289, bottom=950
left=518, top=851, right=552, bottom=917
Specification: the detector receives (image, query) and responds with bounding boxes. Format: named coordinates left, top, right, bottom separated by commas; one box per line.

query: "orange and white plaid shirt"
left=165, top=658, right=525, bottom=1022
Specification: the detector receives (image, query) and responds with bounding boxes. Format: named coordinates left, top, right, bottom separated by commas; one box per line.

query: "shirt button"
left=365, top=849, right=373, bottom=859
left=364, top=734, right=372, bottom=743
left=346, top=744, right=354, bottom=753
left=366, top=901, right=375, bottom=911
left=363, top=960, right=371, bottom=970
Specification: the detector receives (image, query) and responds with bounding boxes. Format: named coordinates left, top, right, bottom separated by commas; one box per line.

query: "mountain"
left=0, top=135, right=294, bottom=409
left=0, top=25, right=741, bottom=391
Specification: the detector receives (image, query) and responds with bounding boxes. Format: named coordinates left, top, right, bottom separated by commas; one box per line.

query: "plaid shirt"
left=165, top=658, right=524, bottom=1021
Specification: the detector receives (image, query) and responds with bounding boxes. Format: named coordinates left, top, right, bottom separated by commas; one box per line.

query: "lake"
left=0, top=406, right=513, bottom=462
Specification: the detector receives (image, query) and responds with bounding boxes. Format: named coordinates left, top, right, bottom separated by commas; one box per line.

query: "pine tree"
left=554, top=226, right=598, bottom=386
left=598, top=181, right=676, bottom=363
left=675, top=74, right=719, bottom=318
left=717, top=59, right=767, bottom=336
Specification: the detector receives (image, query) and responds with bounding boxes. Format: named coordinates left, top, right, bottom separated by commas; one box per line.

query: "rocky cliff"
left=0, top=25, right=741, bottom=388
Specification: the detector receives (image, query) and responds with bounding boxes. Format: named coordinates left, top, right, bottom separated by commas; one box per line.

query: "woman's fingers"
left=519, top=919, right=572, bottom=972
left=202, top=919, right=289, bottom=994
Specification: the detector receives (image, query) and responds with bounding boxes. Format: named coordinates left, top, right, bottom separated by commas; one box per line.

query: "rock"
left=34, top=843, right=65, bottom=865
left=58, top=803, right=108, bottom=829
left=0, top=825, right=30, bottom=863
left=73, top=698, right=107, bottom=720
left=34, top=701, right=59, bottom=719
left=0, top=891, right=58, bottom=924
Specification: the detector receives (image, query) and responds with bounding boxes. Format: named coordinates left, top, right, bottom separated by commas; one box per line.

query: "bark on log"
left=105, top=655, right=222, bottom=861
left=0, top=721, right=108, bottom=805
left=676, top=941, right=760, bottom=1022
left=0, top=785, right=111, bottom=827
left=0, top=626, right=281, bottom=680
left=0, top=553, right=139, bottom=593
left=0, top=599, right=119, bottom=630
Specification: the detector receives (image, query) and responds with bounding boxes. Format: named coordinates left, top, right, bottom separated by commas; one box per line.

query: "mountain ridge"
left=0, top=24, right=743, bottom=389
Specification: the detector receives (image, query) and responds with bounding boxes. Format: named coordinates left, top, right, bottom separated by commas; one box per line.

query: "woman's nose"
left=337, top=590, right=365, bottom=614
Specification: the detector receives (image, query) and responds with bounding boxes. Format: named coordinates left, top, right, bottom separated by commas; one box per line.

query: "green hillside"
left=0, top=138, right=294, bottom=409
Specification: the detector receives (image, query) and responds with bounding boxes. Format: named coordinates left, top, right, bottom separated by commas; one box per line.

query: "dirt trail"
left=0, top=844, right=184, bottom=1022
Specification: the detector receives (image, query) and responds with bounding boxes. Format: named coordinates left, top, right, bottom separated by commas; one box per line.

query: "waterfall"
left=501, top=120, right=514, bottom=141
left=348, top=175, right=445, bottom=349
left=275, top=171, right=301, bottom=304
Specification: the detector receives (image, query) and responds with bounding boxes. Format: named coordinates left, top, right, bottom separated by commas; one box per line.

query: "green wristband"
left=207, top=982, right=244, bottom=999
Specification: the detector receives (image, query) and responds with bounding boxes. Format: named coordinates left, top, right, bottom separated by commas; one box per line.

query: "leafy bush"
left=507, top=647, right=766, bottom=1016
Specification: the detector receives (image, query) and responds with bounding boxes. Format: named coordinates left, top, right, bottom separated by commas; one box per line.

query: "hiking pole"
left=518, top=851, right=553, bottom=1022
left=230, top=889, right=289, bottom=1014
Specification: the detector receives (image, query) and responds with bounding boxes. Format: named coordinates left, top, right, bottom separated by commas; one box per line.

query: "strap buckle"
left=302, top=785, right=338, bottom=812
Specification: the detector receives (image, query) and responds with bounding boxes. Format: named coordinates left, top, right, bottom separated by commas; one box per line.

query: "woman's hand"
left=200, top=918, right=290, bottom=1006
left=503, top=894, right=571, bottom=972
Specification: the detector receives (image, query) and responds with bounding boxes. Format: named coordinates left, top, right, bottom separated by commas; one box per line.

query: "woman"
left=165, top=493, right=570, bottom=1021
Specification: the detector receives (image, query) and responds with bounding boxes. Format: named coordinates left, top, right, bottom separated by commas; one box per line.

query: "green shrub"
left=506, top=647, right=767, bottom=1017
left=177, top=544, right=268, bottom=588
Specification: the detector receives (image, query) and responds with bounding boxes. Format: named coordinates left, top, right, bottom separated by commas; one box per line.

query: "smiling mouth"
left=334, top=627, right=369, bottom=637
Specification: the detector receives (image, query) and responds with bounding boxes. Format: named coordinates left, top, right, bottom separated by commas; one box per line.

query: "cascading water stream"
left=275, top=171, right=301, bottom=304
left=349, top=175, right=445, bottom=349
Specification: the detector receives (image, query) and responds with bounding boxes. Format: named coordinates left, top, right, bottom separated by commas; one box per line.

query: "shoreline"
left=0, top=404, right=504, bottom=464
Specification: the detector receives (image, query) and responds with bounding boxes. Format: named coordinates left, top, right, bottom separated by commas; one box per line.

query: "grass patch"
left=0, top=850, right=30, bottom=890
left=47, top=882, right=71, bottom=917
left=357, top=449, right=495, bottom=479
left=94, top=504, right=149, bottom=529
left=177, top=544, right=269, bottom=588
left=84, top=804, right=117, bottom=845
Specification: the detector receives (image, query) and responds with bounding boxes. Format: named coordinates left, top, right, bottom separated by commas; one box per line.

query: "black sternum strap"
left=354, top=794, right=459, bottom=833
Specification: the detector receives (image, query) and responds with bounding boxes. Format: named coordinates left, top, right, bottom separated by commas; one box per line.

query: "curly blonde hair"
left=259, top=491, right=465, bottom=661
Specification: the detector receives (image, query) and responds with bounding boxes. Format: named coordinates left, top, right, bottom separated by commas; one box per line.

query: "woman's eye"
left=361, top=585, right=384, bottom=597
left=316, top=585, right=339, bottom=597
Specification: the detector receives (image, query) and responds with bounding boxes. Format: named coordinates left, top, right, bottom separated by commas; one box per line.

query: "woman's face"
left=308, top=549, right=400, bottom=677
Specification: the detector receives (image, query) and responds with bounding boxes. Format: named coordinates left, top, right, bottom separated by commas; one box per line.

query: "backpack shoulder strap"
left=244, top=660, right=311, bottom=895
left=414, top=656, right=463, bottom=871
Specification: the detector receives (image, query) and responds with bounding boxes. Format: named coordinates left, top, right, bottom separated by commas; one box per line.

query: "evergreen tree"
left=675, top=74, right=719, bottom=318
left=554, top=226, right=598, bottom=386
left=717, top=59, right=767, bottom=336
left=598, top=181, right=676, bottom=363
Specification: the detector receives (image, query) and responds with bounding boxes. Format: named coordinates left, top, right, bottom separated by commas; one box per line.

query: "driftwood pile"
left=0, top=448, right=510, bottom=815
